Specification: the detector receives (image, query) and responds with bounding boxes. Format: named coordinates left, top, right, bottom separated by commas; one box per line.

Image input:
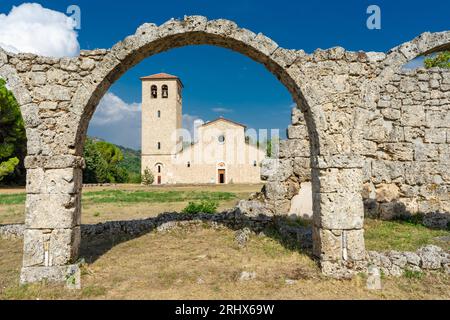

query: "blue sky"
left=0, top=1, right=449, bottom=149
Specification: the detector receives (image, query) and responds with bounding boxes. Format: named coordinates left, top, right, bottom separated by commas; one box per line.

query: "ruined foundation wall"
left=263, top=67, right=450, bottom=225
left=363, top=67, right=450, bottom=224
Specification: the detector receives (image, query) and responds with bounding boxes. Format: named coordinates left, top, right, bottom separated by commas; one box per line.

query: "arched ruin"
left=0, top=16, right=448, bottom=283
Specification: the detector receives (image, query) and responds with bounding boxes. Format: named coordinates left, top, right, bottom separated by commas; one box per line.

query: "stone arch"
left=0, top=50, right=37, bottom=161
left=72, top=17, right=320, bottom=155
left=18, top=16, right=370, bottom=283
left=383, top=30, right=450, bottom=71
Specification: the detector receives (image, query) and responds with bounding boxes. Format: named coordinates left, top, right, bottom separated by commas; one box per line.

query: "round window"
left=218, top=135, right=225, bottom=143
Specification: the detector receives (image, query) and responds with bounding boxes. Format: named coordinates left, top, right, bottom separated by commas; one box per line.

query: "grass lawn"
left=0, top=184, right=449, bottom=299
left=0, top=184, right=259, bottom=225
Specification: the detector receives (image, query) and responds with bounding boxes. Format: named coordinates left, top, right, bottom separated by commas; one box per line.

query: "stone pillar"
left=20, top=155, right=83, bottom=283
left=311, top=156, right=366, bottom=278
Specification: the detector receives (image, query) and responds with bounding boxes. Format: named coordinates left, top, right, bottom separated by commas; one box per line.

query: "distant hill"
left=117, top=144, right=141, bottom=177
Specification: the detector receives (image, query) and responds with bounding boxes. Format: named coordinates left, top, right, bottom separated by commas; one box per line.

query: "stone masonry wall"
left=0, top=16, right=448, bottom=283
left=363, top=67, right=450, bottom=223
left=257, top=66, right=450, bottom=228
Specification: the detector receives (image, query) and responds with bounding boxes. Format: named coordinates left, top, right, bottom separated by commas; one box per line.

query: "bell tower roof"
left=140, top=73, right=183, bottom=87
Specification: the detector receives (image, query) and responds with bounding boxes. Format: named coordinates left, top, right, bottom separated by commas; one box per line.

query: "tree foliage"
left=424, top=51, right=450, bottom=69
left=0, top=79, right=27, bottom=184
left=82, top=138, right=128, bottom=183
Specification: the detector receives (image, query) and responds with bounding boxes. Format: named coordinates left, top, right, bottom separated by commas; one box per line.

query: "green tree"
left=0, top=78, right=27, bottom=184
left=82, top=138, right=128, bottom=183
left=424, top=51, right=450, bottom=69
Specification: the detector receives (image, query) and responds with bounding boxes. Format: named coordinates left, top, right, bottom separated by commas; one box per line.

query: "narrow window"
left=157, top=142, right=161, bottom=150
left=157, top=110, right=161, bottom=118
left=157, top=165, right=161, bottom=173
left=151, top=85, right=157, bottom=98
left=187, top=161, right=191, bottom=168
left=162, top=85, right=168, bottom=98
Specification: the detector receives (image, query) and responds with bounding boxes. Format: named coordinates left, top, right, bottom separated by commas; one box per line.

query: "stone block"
left=24, top=155, right=85, bottom=169
left=378, top=143, right=414, bottom=161
left=26, top=168, right=82, bottom=194
left=22, top=229, right=47, bottom=267
left=279, top=139, right=310, bottom=158
left=401, top=105, right=425, bottom=127
left=25, top=194, right=81, bottom=229
left=375, top=183, right=400, bottom=203
left=263, top=181, right=287, bottom=201
left=20, top=265, right=78, bottom=284
left=345, top=229, right=365, bottom=261
left=312, top=226, right=342, bottom=261
left=287, top=125, right=308, bottom=139
left=293, top=157, right=311, bottom=182
left=260, top=159, right=293, bottom=182
left=379, top=201, right=407, bottom=220
left=418, top=245, right=442, bottom=270
left=313, top=192, right=364, bottom=229
left=313, top=168, right=363, bottom=194
left=49, top=227, right=80, bottom=266
left=366, top=265, right=382, bottom=290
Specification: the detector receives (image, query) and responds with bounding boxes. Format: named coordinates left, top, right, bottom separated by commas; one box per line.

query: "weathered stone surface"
left=418, top=245, right=442, bottom=269
left=26, top=168, right=82, bottom=194
left=375, top=183, right=400, bottom=203
left=49, top=227, right=80, bottom=266
left=313, top=192, right=364, bottom=229
left=315, top=168, right=363, bottom=194
left=345, top=229, right=366, bottom=261
left=2, top=16, right=447, bottom=283
left=20, top=265, right=78, bottom=284
left=366, top=265, right=382, bottom=290
left=236, top=200, right=271, bottom=217
left=25, top=194, right=80, bottom=229
left=22, top=229, right=46, bottom=267
left=24, top=155, right=85, bottom=169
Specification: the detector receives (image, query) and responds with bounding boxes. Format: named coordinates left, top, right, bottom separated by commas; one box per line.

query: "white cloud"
left=88, top=92, right=141, bottom=149
left=212, top=107, right=233, bottom=113
left=0, top=3, right=79, bottom=57
left=91, top=92, right=141, bottom=125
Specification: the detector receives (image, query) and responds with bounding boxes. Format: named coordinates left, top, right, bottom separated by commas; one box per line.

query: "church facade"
left=141, top=73, right=266, bottom=185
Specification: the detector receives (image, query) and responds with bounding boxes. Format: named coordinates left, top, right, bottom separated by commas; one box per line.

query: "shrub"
left=182, top=200, right=219, bottom=214
left=424, top=51, right=450, bottom=69
left=141, top=167, right=154, bottom=185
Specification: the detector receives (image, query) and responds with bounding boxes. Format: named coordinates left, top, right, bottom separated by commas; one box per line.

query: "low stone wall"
left=2, top=211, right=448, bottom=277
left=367, top=245, right=450, bottom=276
left=0, top=224, right=24, bottom=239
left=0, top=210, right=273, bottom=240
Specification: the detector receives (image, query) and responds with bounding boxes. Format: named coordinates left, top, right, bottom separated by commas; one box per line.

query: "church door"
left=218, top=169, right=226, bottom=184
left=157, top=176, right=161, bottom=184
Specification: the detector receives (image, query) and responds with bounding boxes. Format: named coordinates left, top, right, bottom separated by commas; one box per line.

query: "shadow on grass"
left=79, top=211, right=314, bottom=265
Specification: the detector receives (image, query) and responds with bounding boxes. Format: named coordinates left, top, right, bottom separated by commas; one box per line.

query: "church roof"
left=201, top=117, right=247, bottom=129
left=140, top=73, right=184, bottom=87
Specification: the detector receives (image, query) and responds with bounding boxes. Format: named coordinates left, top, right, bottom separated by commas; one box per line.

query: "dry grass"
left=1, top=225, right=449, bottom=300
left=1, top=184, right=449, bottom=300
left=0, top=183, right=261, bottom=225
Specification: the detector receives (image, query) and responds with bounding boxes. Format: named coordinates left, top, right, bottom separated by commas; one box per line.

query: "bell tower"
left=141, top=73, right=183, bottom=182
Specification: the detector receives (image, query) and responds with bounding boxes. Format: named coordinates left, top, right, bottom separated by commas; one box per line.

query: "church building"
left=141, top=73, right=266, bottom=185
